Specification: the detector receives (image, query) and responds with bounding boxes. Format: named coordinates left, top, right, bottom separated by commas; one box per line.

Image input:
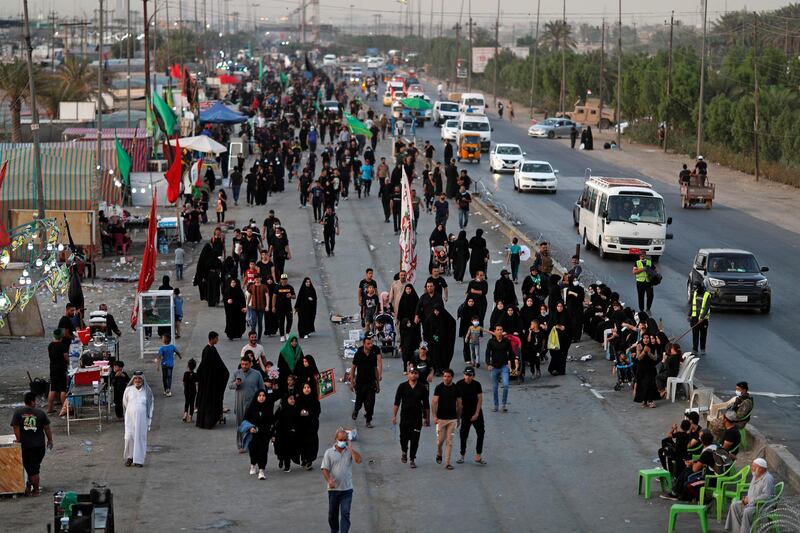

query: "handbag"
left=547, top=328, right=560, bottom=351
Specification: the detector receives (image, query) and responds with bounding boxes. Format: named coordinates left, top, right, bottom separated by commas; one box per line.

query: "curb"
left=472, top=194, right=800, bottom=494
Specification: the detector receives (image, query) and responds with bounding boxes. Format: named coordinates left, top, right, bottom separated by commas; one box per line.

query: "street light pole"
left=97, top=0, right=105, bottom=205
left=22, top=0, right=46, bottom=220
left=127, top=0, right=132, bottom=128
left=528, top=0, right=540, bottom=118
left=696, top=0, right=708, bottom=157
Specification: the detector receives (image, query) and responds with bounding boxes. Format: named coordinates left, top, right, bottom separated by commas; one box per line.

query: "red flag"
left=130, top=191, right=158, bottom=329
left=219, top=74, right=239, bottom=85
left=170, top=64, right=182, bottom=79
left=0, top=160, right=9, bottom=246
left=0, top=159, right=7, bottom=189
left=164, top=137, right=183, bottom=203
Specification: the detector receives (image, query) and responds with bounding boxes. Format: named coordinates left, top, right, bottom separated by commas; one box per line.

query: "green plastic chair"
left=708, top=465, right=749, bottom=522
left=668, top=503, right=709, bottom=533
left=638, top=467, right=672, bottom=499
left=751, top=482, right=785, bottom=532
left=737, top=412, right=752, bottom=451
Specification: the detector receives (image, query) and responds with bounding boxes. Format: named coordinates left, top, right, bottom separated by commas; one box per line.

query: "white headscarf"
left=124, top=371, right=154, bottom=422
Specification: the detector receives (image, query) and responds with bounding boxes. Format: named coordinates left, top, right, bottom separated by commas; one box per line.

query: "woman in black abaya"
left=193, top=243, right=215, bottom=301
left=547, top=300, right=572, bottom=376
left=294, top=354, right=320, bottom=394
left=224, top=278, right=247, bottom=340
left=206, top=255, right=223, bottom=307
left=465, top=271, right=489, bottom=326
left=451, top=230, right=470, bottom=282
left=195, top=339, right=230, bottom=429
left=294, top=277, right=318, bottom=339
left=633, top=334, right=659, bottom=408
left=423, top=304, right=457, bottom=375
left=428, top=223, right=448, bottom=274
left=295, top=382, right=321, bottom=470
left=396, top=284, right=421, bottom=372
left=458, top=296, right=480, bottom=363
left=243, top=391, right=275, bottom=475
left=273, top=394, right=300, bottom=471
left=468, top=229, right=489, bottom=278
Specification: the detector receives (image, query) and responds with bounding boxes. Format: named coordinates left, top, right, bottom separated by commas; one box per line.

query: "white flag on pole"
left=399, top=166, right=417, bottom=282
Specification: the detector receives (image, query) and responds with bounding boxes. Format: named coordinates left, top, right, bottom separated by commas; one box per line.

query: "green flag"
left=258, top=58, right=264, bottom=81
left=152, top=91, right=176, bottom=136
left=279, top=72, right=288, bottom=88
left=115, top=132, right=132, bottom=186
left=165, top=86, right=174, bottom=109
left=145, top=96, right=154, bottom=136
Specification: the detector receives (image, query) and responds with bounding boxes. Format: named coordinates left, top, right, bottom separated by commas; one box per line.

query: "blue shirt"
left=174, top=296, right=183, bottom=318
left=361, top=164, right=373, bottom=181
left=159, top=344, right=178, bottom=367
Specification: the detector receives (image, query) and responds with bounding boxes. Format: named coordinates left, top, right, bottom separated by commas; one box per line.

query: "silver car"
left=528, top=118, right=582, bottom=139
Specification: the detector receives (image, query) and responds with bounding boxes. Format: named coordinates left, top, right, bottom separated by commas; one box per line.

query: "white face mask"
left=472, top=321, right=479, bottom=326
left=735, top=390, right=742, bottom=397
left=336, top=440, right=348, bottom=449
left=572, top=281, right=579, bottom=286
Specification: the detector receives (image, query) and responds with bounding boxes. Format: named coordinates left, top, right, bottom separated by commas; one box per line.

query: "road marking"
left=590, top=388, right=605, bottom=400
left=742, top=391, right=800, bottom=399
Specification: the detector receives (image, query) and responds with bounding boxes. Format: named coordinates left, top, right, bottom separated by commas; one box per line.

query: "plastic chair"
left=737, top=412, right=752, bottom=451
left=667, top=358, right=699, bottom=402
left=751, top=482, right=785, bottom=532
left=708, top=465, right=749, bottom=522
left=638, top=467, right=672, bottom=499
left=688, top=387, right=714, bottom=414
left=668, top=503, right=709, bottom=533
left=679, top=352, right=696, bottom=374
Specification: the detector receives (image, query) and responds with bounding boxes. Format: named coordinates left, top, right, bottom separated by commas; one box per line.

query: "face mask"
left=735, top=390, right=742, bottom=397
left=336, top=440, right=348, bottom=449
left=572, top=281, right=579, bottom=286
left=472, top=321, right=479, bottom=326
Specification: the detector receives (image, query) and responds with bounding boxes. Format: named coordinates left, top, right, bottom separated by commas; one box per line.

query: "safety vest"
left=635, top=259, right=652, bottom=283
left=691, top=290, right=711, bottom=319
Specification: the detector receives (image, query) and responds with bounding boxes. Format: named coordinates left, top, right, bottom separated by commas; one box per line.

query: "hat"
left=463, top=367, right=475, bottom=376
left=280, top=273, right=288, bottom=279
left=753, top=458, right=767, bottom=469
left=53, top=328, right=64, bottom=339
left=408, top=366, right=419, bottom=373
left=364, top=333, right=374, bottom=340
left=697, top=155, right=704, bottom=160
left=500, top=269, right=510, bottom=276
left=418, top=341, right=428, bottom=349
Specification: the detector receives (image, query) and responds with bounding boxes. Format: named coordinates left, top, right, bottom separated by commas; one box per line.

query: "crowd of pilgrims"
left=181, top=57, right=682, bottom=479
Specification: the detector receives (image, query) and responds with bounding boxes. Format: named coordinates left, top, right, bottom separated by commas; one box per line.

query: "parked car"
left=513, top=160, right=558, bottom=193
left=433, top=101, right=460, bottom=126
left=440, top=119, right=459, bottom=142
left=383, top=91, right=393, bottom=106
left=406, top=84, right=424, bottom=97
left=528, top=118, right=582, bottom=139
left=489, top=144, right=525, bottom=173
left=687, top=248, right=771, bottom=313
left=322, top=54, right=338, bottom=66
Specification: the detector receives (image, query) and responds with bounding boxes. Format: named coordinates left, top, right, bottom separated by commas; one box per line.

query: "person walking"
left=242, top=390, right=275, bottom=480
left=46, top=329, right=68, bottom=414
left=350, top=335, right=382, bottom=428
left=230, top=356, right=266, bottom=451
left=570, top=124, right=578, bottom=149
left=485, top=325, right=516, bottom=412
left=632, top=250, right=656, bottom=313
left=11, top=392, right=53, bottom=496
left=321, top=429, right=362, bottom=533
left=457, top=185, right=472, bottom=229
left=174, top=245, right=186, bottom=281
left=457, top=367, right=486, bottom=465
left=273, top=274, right=296, bottom=341
left=320, top=206, right=340, bottom=257
left=123, top=371, right=154, bottom=467
left=432, top=369, right=461, bottom=470
left=688, top=281, right=711, bottom=355
left=392, top=366, right=430, bottom=468
left=195, top=332, right=230, bottom=429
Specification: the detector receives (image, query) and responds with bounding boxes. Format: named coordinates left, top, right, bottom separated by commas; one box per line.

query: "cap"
left=753, top=458, right=767, bottom=468
left=463, top=367, right=475, bottom=376
left=408, top=366, right=419, bottom=373
left=53, top=328, right=64, bottom=339
left=500, top=269, right=510, bottom=275
left=280, top=273, right=288, bottom=279
left=697, top=155, right=704, bottom=160
left=418, top=341, right=428, bottom=349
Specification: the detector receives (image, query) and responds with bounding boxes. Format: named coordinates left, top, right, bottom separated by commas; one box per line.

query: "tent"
left=199, top=101, right=248, bottom=124
left=168, top=135, right=227, bottom=154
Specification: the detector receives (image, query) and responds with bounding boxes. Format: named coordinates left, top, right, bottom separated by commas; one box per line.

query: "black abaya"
left=633, top=348, right=659, bottom=404
left=206, top=257, right=223, bottom=307
left=295, top=391, right=321, bottom=466
left=193, top=244, right=215, bottom=301
left=468, top=234, right=489, bottom=278
left=399, top=318, right=421, bottom=371
left=294, top=355, right=320, bottom=395
left=466, top=278, right=489, bottom=325
left=196, top=344, right=230, bottom=429
left=294, top=279, right=318, bottom=338
left=451, top=232, right=470, bottom=282
left=458, top=297, right=480, bottom=362
left=423, top=306, right=457, bottom=373
left=273, top=399, right=300, bottom=465
left=547, top=309, right=572, bottom=375
left=224, top=280, right=247, bottom=340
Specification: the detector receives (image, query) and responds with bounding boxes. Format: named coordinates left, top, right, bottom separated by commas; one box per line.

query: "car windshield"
left=521, top=163, right=552, bottom=173
left=496, top=146, right=521, bottom=155
left=445, top=120, right=458, bottom=127
left=441, top=103, right=459, bottom=112
left=540, top=119, right=559, bottom=126
left=463, top=121, right=490, bottom=132
left=607, top=195, right=666, bottom=224
left=707, top=254, right=760, bottom=273
left=465, top=98, right=483, bottom=107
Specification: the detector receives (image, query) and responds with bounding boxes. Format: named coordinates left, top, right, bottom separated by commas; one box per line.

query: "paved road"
left=366, top=78, right=800, bottom=455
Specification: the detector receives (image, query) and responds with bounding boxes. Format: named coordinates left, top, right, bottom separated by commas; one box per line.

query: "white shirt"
left=241, top=343, right=266, bottom=361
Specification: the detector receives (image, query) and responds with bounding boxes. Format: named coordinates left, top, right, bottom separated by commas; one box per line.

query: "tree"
left=540, top=20, right=575, bottom=52
left=0, top=60, right=45, bottom=142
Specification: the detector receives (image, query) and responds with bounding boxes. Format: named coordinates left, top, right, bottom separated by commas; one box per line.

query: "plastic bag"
left=547, top=328, right=560, bottom=351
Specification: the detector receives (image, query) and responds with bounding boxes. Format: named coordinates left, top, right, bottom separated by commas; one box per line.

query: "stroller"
left=430, top=245, right=450, bottom=275
left=373, top=313, right=399, bottom=358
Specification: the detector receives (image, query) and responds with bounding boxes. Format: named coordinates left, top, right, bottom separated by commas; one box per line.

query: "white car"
left=489, top=143, right=525, bottom=173
left=322, top=54, right=337, bottom=66
left=406, top=84, right=424, bottom=97
left=513, top=160, right=559, bottom=193
left=441, top=119, right=459, bottom=142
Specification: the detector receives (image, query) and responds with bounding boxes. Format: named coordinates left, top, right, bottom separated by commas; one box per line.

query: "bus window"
left=587, top=188, right=598, bottom=213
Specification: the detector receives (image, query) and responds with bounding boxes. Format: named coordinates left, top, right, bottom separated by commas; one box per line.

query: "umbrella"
left=343, top=113, right=372, bottom=138
left=401, top=97, right=432, bottom=110
left=168, top=135, right=227, bottom=154
left=519, top=245, right=531, bottom=262
left=199, top=101, right=248, bottom=124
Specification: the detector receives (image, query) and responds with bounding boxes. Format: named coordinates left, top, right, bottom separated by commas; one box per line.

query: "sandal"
left=474, top=457, right=487, bottom=465
left=456, top=455, right=465, bottom=464
left=436, top=455, right=442, bottom=464
left=445, top=464, right=454, bottom=470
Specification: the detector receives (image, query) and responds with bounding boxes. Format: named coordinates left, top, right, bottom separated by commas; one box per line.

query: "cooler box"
left=73, top=368, right=101, bottom=386
left=0, top=435, right=25, bottom=495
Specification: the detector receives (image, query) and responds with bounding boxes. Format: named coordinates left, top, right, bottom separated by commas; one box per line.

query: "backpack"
left=710, top=447, right=735, bottom=475
left=645, top=266, right=662, bottom=286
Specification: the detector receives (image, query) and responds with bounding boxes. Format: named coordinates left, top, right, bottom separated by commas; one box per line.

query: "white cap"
left=697, top=155, right=704, bottom=160
left=753, top=458, right=767, bottom=468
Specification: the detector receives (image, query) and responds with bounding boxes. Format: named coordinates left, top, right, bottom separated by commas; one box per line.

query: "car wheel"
left=582, top=230, right=592, bottom=251
left=761, top=300, right=771, bottom=314
left=598, top=237, right=606, bottom=259
left=547, top=131, right=555, bottom=139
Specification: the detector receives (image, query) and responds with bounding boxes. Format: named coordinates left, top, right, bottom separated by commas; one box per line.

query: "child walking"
left=525, top=320, right=546, bottom=379
left=465, top=316, right=484, bottom=367
left=182, top=358, right=197, bottom=422
left=156, top=334, right=181, bottom=397
left=173, top=288, right=183, bottom=339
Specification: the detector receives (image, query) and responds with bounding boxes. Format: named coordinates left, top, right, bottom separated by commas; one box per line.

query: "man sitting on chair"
left=725, top=458, right=775, bottom=533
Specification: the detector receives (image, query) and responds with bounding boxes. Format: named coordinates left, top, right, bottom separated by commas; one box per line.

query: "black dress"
left=193, top=243, right=216, bottom=301
left=224, top=280, right=247, bottom=340
left=451, top=231, right=470, bottom=282
left=195, top=344, right=230, bottom=429
left=547, top=309, right=572, bottom=376
left=295, top=391, right=321, bottom=466
left=423, top=306, right=457, bottom=374
left=465, top=279, right=489, bottom=326
left=206, top=256, right=223, bottom=307
left=294, top=279, right=318, bottom=338
left=243, top=396, right=275, bottom=469
left=634, top=348, right=659, bottom=404
left=273, top=398, right=300, bottom=466
left=468, top=234, right=489, bottom=278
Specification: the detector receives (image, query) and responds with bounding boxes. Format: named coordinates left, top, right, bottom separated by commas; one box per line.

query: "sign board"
left=472, top=47, right=496, bottom=74
left=510, top=47, right=530, bottom=59
left=10, top=210, right=95, bottom=246
left=318, top=368, right=336, bottom=399
left=59, top=102, right=96, bottom=121
left=229, top=142, right=243, bottom=158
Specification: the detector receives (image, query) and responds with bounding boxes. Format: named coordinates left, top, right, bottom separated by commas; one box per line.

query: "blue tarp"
left=199, top=101, right=248, bottom=124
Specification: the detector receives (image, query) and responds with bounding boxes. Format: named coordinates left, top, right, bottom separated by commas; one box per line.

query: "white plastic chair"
left=667, top=357, right=699, bottom=402
left=688, top=387, right=714, bottom=414
left=678, top=352, right=695, bottom=375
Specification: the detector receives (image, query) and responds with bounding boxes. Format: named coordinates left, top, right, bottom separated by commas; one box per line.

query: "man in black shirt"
left=432, top=369, right=461, bottom=469
left=357, top=269, right=378, bottom=327
left=485, top=325, right=516, bottom=412
left=415, top=281, right=444, bottom=327
left=46, top=329, right=68, bottom=414
left=426, top=268, right=449, bottom=302
left=350, top=336, right=382, bottom=428
left=11, top=392, right=53, bottom=496
left=457, top=367, right=486, bottom=465
left=389, top=186, right=402, bottom=234
left=272, top=274, right=296, bottom=341
left=392, top=367, right=430, bottom=468
left=320, top=206, right=340, bottom=257
left=57, top=303, right=76, bottom=350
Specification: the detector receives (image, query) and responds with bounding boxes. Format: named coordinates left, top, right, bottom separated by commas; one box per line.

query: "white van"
left=575, top=176, right=673, bottom=259
left=458, top=114, right=492, bottom=151
left=459, top=92, right=486, bottom=115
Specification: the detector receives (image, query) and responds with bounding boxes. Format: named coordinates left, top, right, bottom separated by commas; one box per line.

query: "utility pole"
left=616, top=0, right=622, bottom=148
left=127, top=0, right=132, bottom=128
left=22, top=0, right=46, bottom=220
left=349, top=4, right=353, bottom=35
left=48, top=11, right=57, bottom=72
left=664, top=12, right=673, bottom=152
left=696, top=0, right=708, bottom=157
left=559, top=0, right=566, bottom=113
left=454, top=21, right=461, bottom=88
left=598, top=18, right=605, bottom=129
left=143, top=0, right=150, bottom=105
left=97, top=0, right=104, bottom=212
left=439, top=0, right=443, bottom=37
left=753, top=12, right=760, bottom=182
left=528, top=0, right=540, bottom=118
left=492, top=0, right=500, bottom=106
left=467, top=0, right=473, bottom=90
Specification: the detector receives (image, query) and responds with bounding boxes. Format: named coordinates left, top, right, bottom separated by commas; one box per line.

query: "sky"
left=2, top=0, right=793, bottom=30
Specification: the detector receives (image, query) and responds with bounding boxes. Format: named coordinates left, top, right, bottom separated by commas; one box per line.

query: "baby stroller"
left=373, top=313, right=399, bottom=358
left=430, top=245, right=450, bottom=275
left=613, top=354, right=634, bottom=391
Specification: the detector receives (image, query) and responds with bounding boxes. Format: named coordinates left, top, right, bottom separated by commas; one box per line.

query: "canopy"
left=401, top=97, right=432, bottom=110
left=199, top=101, right=248, bottom=124
left=343, top=113, right=372, bottom=138
left=168, top=135, right=227, bottom=154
